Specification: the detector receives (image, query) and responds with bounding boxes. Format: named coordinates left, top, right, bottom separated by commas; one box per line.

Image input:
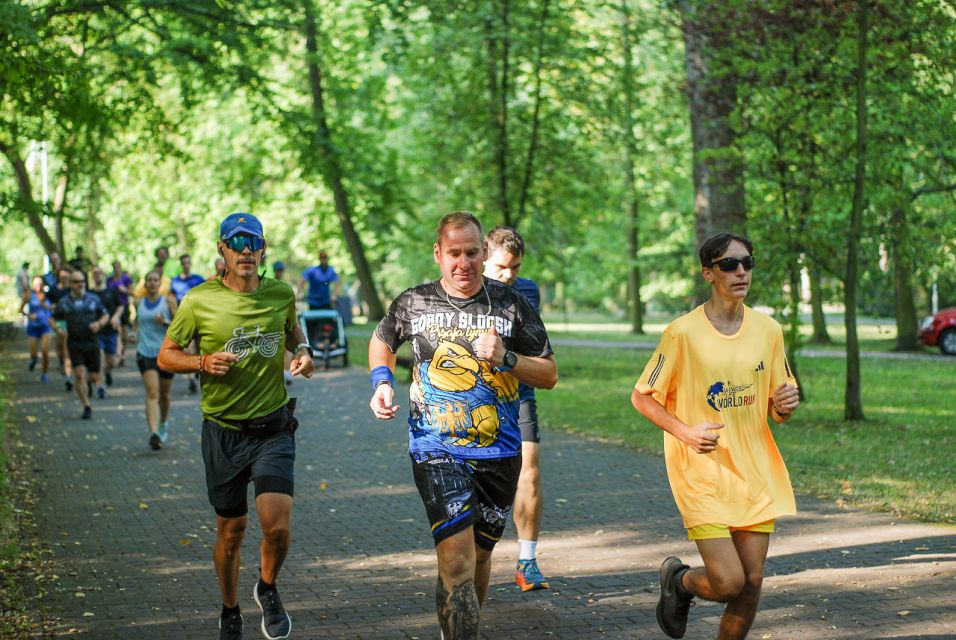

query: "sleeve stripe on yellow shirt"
left=648, top=353, right=665, bottom=387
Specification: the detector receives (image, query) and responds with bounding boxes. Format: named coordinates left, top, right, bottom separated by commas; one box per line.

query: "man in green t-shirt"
left=159, top=213, right=315, bottom=640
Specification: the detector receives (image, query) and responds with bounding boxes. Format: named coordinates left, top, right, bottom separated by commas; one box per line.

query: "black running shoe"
left=149, top=432, right=162, bottom=450
left=65, top=379, right=73, bottom=392
left=81, top=406, right=92, bottom=420
left=657, top=556, right=693, bottom=638
left=219, top=610, right=244, bottom=640
left=28, top=357, right=37, bottom=371
left=105, top=371, right=113, bottom=387
left=253, top=578, right=291, bottom=639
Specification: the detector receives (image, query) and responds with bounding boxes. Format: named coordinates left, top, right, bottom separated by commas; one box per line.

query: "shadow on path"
left=7, top=341, right=955, bottom=639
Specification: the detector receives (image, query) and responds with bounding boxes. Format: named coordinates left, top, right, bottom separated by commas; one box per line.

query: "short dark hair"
left=180, top=254, right=191, bottom=263
left=698, top=232, right=754, bottom=268
left=485, top=226, right=525, bottom=257
left=436, top=211, right=483, bottom=245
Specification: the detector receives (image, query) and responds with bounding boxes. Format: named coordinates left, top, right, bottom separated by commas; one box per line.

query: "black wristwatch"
left=498, top=349, right=517, bottom=372
left=295, top=342, right=314, bottom=358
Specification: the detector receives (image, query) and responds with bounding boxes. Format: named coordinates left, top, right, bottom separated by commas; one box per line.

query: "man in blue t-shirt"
left=483, top=226, right=551, bottom=594
left=170, top=254, right=206, bottom=394
left=297, top=250, right=340, bottom=310
left=170, top=254, right=206, bottom=303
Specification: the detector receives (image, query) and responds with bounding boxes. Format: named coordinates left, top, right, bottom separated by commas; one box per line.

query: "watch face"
left=505, top=350, right=517, bottom=369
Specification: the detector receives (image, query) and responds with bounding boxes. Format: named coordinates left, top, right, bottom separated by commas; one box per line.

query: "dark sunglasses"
left=223, top=234, right=265, bottom=253
left=710, top=255, right=755, bottom=272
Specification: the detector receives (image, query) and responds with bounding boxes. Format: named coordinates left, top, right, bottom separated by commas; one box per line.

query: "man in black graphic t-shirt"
left=369, top=211, right=557, bottom=640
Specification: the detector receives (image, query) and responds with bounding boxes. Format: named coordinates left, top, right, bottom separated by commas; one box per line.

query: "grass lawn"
left=541, top=313, right=923, bottom=355
left=347, top=325, right=954, bottom=524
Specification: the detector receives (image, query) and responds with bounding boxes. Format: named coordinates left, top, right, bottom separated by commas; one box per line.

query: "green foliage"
left=0, top=0, right=953, bottom=324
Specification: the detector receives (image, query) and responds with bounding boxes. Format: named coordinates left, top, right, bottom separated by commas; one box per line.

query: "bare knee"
left=261, top=521, right=290, bottom=547
left=742, top=569, right=763, bottom=594
left=218, top=519, right=247, bottom=552
left=709, top=571, right=746, bottom=602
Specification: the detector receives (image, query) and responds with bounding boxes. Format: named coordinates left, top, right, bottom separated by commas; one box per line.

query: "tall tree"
left=843, top=0, right=868, bottom=421
left=619, top=0, right=645, bottom=334
left=677, top=1, right=746, bottom=246
left=301, top=0, right=385, bottom=320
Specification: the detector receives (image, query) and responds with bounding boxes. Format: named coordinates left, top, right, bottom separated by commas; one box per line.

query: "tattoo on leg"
left=436, top=577, right=480, bottom=640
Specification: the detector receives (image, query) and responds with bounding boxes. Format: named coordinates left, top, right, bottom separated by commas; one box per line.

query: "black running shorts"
left=411, top=451, right=521, bottom=550
left=68, top=344, right=101, bottom=373
left=201, top=421, right=296, bottom=518
left=518, top=398, right=540, bottom=444
left=136, top=355, right=174, bottom=380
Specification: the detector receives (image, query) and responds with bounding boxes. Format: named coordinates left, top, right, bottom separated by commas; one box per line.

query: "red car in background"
left=920, top=308, right=956, bottom=355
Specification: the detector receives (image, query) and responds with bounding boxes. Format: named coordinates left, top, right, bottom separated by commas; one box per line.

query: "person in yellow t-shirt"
left=631, top=232, right=800, bottom=640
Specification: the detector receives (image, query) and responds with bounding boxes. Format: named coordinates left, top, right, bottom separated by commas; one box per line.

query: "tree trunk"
left=52, top=168, right=69, bottom=257
left=773, top=127, right=803, bottom=398
left=0, top=141, right=57, bottom=254
left=302, top=0, right=385, bottom=321
left=679, top=1, right=746, bottom=260
left=890, top=206, right=919, bottom=350
left=844, top=0, right=868, bottom=421
left=485, top=0, right=511, bottom=226
left=514, top=0, right=549, bottom=230
left=620, top=0, right=643, bottom=334
left=808, top=263, right=831, bottom=344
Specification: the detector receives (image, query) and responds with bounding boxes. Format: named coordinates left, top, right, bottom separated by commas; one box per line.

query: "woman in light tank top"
left=133, top=271, right=179, bottom=450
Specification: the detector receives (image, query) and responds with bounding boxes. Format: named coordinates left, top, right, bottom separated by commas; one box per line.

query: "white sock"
left=518, top=539, right=538, bottom=561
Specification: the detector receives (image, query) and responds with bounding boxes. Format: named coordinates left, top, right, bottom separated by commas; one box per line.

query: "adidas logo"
left=754, top=361, right=765, bottom=372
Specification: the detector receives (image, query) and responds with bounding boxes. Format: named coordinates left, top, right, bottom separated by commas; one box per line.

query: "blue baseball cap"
left=272, top=260, right=286, bottom=271
left=219, top=213, right=264, bottom=240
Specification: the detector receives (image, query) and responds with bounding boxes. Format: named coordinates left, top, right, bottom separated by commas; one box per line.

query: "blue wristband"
left=370, top=365, right=394, bottom=390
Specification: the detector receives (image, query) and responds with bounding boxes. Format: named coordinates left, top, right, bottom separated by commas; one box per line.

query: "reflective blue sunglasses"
left=223, top=234, right=265, bottom=253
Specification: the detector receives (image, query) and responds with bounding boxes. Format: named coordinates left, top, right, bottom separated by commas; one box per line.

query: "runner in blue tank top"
left=21, top=275, right=52, bottom=382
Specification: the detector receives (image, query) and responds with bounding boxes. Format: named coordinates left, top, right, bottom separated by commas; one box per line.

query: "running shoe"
left=28, top=357, right=37, bottom=371
left=158, top=421, right=169, bottom=444
left=253, top=577, right=291, bottom=639
left=81, top=406, right=92, bottom=420
left=65, top=378, right=73, bottom=392
left=97, top=386, right=106, bottom=400
left=105, top=371, right=113, bottom=387
left=219, top=610, right=244, bottom=640
left=149, top=432, right=162, bottom=450
left=657, top=556, right=693, bottom=639
left=40, top=373, right=48, bottom=383
left=515, top=558, right=550, bottom=592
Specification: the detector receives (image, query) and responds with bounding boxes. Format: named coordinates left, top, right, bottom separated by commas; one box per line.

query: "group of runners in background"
left=16, top=213, right=800, bottom=640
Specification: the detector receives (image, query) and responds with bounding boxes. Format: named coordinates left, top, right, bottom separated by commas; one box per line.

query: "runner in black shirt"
left=53, top=271, right=109, bottom=419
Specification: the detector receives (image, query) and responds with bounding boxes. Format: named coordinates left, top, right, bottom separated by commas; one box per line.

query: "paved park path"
left=9, top=344, right=956, bottom=639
